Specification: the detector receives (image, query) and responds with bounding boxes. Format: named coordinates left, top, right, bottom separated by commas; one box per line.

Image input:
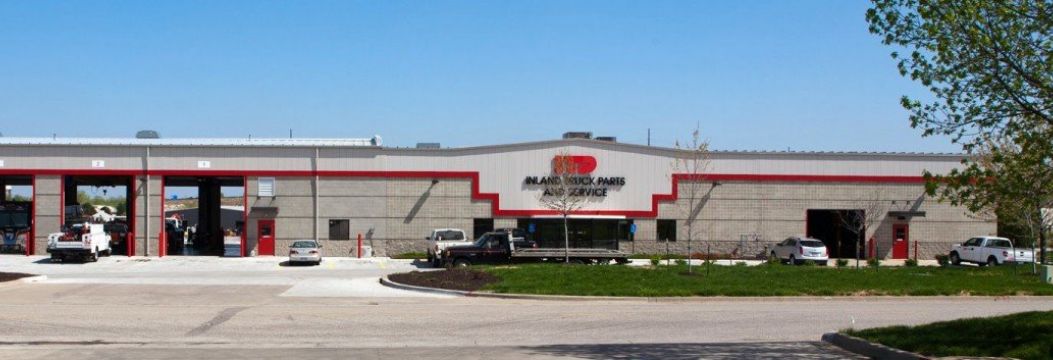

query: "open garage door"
left=63, top=175, right=134, bottom=256
left=163, top=176, right=245, bottom=256
left=0, top=176, right=33, bottom=255
left=806, top=209, right=863, bottom=260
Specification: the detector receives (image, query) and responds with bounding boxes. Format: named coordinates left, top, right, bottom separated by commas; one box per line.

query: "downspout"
left=314, top=147, right=320, bottom=242
left=144, top=146, right=150, bottom=256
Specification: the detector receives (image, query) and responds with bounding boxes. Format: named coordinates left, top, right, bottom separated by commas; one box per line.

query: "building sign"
left=523, top=155, right=625, bottom=197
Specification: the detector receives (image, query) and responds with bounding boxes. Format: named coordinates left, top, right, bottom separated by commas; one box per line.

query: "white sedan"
left=288, top=240, right=323, bottom=265
left=771, top=237, right=829, bottom=265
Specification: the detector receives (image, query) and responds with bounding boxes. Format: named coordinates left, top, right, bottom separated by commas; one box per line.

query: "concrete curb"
left=379, top=276, right=471, bottom=297
left=20, top=275, right=47, bottom=283
left=0, top=275, right=45, bottom=287
left=821, top=332, right=926, bottom=360
left=379, top=275, right=1053, bottom=302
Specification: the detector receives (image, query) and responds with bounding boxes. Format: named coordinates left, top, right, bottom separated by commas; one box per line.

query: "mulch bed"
left=0, top=272, right=34, bottom=283
left=388, top=268, right=499, bottom=292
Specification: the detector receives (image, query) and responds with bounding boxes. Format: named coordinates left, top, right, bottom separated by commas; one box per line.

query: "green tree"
left=866, top=1, right=1053, bottom=151
left=925, top=134, right=1053, bottom=265
left=868, top=1, right=1053, bottom=263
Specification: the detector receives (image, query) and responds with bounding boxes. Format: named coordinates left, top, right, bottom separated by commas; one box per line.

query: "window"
left=328, top=219, right=350, bottom=240
left=433, top=230, right=465, bottom=241
left=964, top=238, right=983, bottom=247
left=258, top=177, right=276, bottom=197
left=473, top=218, right=494, bottom=239
left=986, top=239, right=1011, bottom=248
left=657, top=219, right=677, bottom=242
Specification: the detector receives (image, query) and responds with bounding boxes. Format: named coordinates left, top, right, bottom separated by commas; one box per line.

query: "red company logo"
left=552, top=155, right=597, bottom=175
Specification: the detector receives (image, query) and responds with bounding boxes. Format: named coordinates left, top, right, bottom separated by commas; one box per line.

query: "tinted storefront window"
left=516, top=219, right=633, bottom=250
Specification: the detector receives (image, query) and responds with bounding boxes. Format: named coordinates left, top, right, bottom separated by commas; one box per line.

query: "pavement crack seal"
left=185, top=306, right=249, bottom=337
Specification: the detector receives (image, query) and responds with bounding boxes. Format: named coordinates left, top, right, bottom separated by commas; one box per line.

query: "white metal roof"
left=0, top=136, right=382, bottom=147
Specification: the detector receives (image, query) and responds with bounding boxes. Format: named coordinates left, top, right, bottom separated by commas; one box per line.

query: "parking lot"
left=1, top=255, right=1052, bottom=359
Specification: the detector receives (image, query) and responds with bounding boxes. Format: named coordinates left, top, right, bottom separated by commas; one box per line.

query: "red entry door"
left=257, top=220, right=275, bottom=256
left=892, top=224, right=909, bottom=259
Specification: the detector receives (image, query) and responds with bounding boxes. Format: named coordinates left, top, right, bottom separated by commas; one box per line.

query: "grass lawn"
left=846, top=311, right=1053, bottom=360
left=477, top=263, right=1053, bottom=297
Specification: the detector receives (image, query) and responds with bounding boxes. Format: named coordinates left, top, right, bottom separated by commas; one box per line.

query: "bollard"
left=357, top=233, right=363, bottom=259
left=127, top=232, right=135, bottom=257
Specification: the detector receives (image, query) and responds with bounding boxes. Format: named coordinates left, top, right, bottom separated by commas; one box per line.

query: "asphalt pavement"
left=1, top=255, right=1051, bottom=359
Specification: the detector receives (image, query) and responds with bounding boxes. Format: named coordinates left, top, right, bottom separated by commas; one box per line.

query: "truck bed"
left=511, top=248, right=628, bottom=258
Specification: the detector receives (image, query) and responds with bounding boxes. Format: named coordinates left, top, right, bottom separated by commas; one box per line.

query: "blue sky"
left=0, top=1, right=955, bottom=153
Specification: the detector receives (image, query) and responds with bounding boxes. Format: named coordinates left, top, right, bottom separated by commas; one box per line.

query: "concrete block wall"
left=246, top=176, right=492, bottom=257
left=239, top=176, right=993, bottom=260
left=32, top=175, right=61, bottom=254
left=641, top=181, right=995, bottom=260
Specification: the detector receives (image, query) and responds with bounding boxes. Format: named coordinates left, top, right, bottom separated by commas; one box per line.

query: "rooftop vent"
left=416, top=142, right=441, bottom=149
left=562, top=131, right=592, bottom=140
left=595, top=136, right=617, bottom=142
left=136, top=130, right=160, bottom=139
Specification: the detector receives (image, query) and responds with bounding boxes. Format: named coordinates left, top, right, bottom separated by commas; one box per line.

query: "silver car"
left=289, top=240, right=323, bottom=265
left=771, top=236, right=829, bottom=265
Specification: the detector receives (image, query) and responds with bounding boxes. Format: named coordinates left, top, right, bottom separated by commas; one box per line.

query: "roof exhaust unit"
left=562, top=131, right=592, bottom=140
left=136, top=130, right=160, bottom=139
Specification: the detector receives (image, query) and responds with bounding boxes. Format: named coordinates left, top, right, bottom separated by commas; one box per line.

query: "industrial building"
left=0, top=133, right=992, bottom=260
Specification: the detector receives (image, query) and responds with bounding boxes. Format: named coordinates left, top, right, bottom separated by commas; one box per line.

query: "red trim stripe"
left=1, top=169, right=926, bottom=219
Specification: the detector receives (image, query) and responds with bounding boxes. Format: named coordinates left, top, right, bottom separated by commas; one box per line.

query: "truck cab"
left=443, top=230, right=536, bottom=267
left=425, top=228, right=469, bottom=267
left=0, top=202, right=32, bottom=254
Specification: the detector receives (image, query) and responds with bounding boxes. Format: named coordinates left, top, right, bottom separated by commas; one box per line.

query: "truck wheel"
left=50, top=253, right=61, bottom=263
left=615, top=258, right=630, bottom=265
left=986, top=256, right=998, bottom=267
left=788, top=255, right=796, bottom=265
left=431, top=258, right=443, bottom=268
left=569, top=259, right=586, bottom=265
left=453, top=258, right=470, bottom=268
left=949, top=252, right=961, bottom=266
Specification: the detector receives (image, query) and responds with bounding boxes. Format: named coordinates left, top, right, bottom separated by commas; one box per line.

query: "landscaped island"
left=389, top=263, right=1053, bottom=297
left=846, top=311, right=1053, bottom=360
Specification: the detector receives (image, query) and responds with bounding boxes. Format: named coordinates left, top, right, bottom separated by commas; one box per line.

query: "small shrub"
left=649, top=255, right=661, bottom=267
left=904, top=258, right=918, bottom=267
left=867, top=257, right=881, bottom=267
left=675, top=259, right=687, bottom=266
left=734, top=261, right=747, bottom=267
left=801, top=260, right=816, bottom=266
left=766, top=256, right=780, bottom=265
left=934, top=254, right=949, bottom=267
left=836, top=259, right=849, bottom=268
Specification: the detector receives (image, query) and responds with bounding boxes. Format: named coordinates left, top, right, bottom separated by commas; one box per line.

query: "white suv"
left=771, top=236, right=829, bottom=265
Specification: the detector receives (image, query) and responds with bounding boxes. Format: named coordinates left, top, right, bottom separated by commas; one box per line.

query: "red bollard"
left=127, top=232, right=135, bottom=257
left=357, top=233, right=363, bottom=258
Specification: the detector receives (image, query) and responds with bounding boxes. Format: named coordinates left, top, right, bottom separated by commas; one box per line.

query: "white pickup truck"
left=425, top=228, right=469, bottom=267
left=949, top=236, right=1033, bottom=266
left=47, top=223, right=112, bottom=262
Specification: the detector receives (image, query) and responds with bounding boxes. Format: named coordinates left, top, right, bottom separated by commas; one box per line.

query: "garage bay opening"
left=806, top=209, right=862, bottom=260
left=163, top=177, right=245, bottom=256
left=63, top=175, right=134, bottom=256
left=0, top=176, right=33, bottom=255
